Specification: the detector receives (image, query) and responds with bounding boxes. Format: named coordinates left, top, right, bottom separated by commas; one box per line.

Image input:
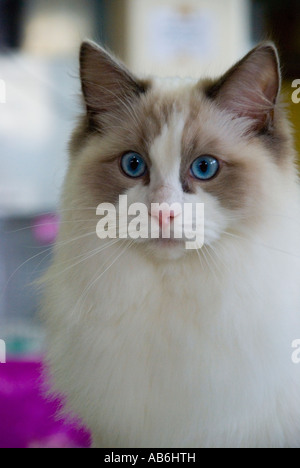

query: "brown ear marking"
left=79, top=41, right=150, bottom=131
left=205, top=42, right=281, bottom=134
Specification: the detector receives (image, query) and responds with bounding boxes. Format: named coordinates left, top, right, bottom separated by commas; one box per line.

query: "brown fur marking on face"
left=76, top=85, right=177, bottom=152
left=73, top=85, right=191, bottom=206
left=256, top=101, right=296, bottom=163
left=75, top=88, right=181, bottom=205
left=177, top=87, right=269, bottom=212
left=189, top=161, right=262, bottom=212
left=81, top=156, right=137, bottom=205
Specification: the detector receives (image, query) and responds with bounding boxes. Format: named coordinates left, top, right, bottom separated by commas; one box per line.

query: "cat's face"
left=68, top=41, right=294, bottom=260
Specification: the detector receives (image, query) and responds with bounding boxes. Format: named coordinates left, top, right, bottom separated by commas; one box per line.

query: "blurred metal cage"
left=0, top=217, right=54, bottom=353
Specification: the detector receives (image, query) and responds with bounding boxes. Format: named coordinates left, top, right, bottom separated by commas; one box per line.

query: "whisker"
left=1, top=246, right=53, bottom=297
left=0, top=229, right=109, bottom=293
left=195, top=247, right=205, bottom=273
left=75, top=239, right=134, bottom=316
left=223, top=230, right=300, bottom=259
left=203, top=245, right=222, bottom=283
left=46, top=238, right=122, bottom=281
left=2, top=218, right=99, bottom=235
left=55, top=230, right=99, bottom=248
left=208, top=243, right=230, bottom=276
left=200, top=246, right=212, bottom=278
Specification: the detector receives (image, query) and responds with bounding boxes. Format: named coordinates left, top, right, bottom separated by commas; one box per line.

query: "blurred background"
left=0, top=0, right=299, bottom=449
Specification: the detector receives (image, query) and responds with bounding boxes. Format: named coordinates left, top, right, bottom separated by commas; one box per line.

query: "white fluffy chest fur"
left=44, top=219, right=300, bottom=448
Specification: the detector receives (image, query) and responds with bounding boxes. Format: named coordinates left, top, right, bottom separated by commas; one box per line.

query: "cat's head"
left=67, top=40, right=295, bottom=260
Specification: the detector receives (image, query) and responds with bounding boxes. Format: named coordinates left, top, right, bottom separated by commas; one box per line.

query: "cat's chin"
left=141, top=238, right=188, bottom=261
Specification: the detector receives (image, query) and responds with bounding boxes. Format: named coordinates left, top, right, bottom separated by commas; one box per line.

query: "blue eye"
left=191, top=155, right=219, bottom=180
left=121, top=152, right=147, bottom=178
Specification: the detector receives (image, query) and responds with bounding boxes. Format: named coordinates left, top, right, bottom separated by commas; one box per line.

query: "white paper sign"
left=148, top=7, right=217, bottom=62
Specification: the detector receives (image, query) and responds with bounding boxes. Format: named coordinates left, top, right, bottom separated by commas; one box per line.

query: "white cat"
left=42, top=41, right=300, bottom=448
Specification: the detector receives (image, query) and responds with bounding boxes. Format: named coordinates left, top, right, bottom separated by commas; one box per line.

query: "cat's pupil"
left=130, top=157, right=140, bottom=171
left=199, top=161, right=209, bottom=173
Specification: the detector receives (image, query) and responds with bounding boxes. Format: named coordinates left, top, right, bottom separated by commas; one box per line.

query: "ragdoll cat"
left=42, top=40, right=300, bottom=448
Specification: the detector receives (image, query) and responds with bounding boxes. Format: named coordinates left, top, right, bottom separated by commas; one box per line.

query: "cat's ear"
left=80, top=41, right=148, bottom=127
left=206, top=42, right=281, bottom=133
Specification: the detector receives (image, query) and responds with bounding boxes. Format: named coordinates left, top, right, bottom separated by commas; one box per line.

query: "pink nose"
left=150, top=206, right=180, bottom=227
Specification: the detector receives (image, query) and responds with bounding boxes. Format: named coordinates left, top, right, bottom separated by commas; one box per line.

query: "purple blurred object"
left=32, top=215, right=60, bottom=245
left=0, top=361, right=91, bottom=449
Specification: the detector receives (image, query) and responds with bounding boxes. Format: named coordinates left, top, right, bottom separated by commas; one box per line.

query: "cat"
left=42, top=40, right=300, bottom=448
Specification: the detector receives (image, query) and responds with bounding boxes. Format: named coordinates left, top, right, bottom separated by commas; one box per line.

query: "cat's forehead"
left=149, top=113, right=185, bottom=180
left=138, top=79, right=248, bottom=167
left=134, top=79, right=204, bottom=160
left=151, top=75, right=197, bottom=90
